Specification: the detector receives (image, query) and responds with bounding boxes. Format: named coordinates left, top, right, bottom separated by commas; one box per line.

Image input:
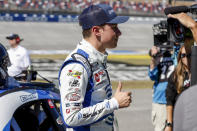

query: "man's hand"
left=114, top=81, right=132, bottom=108
left=149, top=46, right=159, bottom=70
left=168, top=13, right=196, bottom=29
left=168, top=13, right=197, bottom=45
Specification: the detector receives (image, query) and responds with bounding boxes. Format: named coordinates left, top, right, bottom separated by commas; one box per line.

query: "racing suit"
left=59, top=39, right=119, bottom=131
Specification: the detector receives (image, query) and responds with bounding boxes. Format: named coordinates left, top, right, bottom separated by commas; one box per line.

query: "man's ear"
left=92, top=26, right=102, bottom=37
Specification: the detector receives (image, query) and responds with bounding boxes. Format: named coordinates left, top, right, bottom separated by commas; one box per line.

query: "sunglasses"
left=180, top=53, right=191, bottom=58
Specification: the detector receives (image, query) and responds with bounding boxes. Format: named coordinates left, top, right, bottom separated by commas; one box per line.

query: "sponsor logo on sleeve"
left=82, top=108, right=104, bottom=118
left=105, top=101, right=110, bottom=109
left=67, top=70, right=82, bottom=79
left=65, top=103, right=81, bottom=107
left=72, top=103, right=81, bottom=106
left=65, top=103, right=70, bottom=107
left=65, top=93, right=81, bottom=101
left=71, top=107, right=81, bottom=111
left=68, top=88, right=81, bottom=94
left=78, top=112, right=83, bottom=120
left=69, top=79, right=80, bottom=87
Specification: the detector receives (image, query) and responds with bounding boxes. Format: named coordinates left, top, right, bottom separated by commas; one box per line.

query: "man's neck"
left=84, top=38, right=105, bottom=53
left=11, top=44, right=18, bottom=49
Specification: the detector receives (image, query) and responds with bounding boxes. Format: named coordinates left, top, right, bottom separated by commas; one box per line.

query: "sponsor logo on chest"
left=94, top=70, right=106, bottom=83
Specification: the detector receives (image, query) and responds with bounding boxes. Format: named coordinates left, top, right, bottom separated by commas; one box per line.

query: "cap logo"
left=108, top=9, right=114, bottom=15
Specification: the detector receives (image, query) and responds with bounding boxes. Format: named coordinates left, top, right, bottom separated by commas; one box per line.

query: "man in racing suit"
left=59, top=4, right=132, bottom=131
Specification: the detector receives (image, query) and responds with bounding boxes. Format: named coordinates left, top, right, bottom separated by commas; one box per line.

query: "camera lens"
left=173, top=21, right=184, bottom=39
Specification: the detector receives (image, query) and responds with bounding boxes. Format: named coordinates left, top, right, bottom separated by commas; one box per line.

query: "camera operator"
left=166, top=13, right=197, bottom=131
left=149, top=45, right=175, bottom=131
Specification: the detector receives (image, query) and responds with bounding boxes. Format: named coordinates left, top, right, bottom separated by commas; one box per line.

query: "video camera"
left=165, top=4, right=197, bottom=86
left=152, top=20, right=173, bottom=58
left=164, top=4, right=197, bottom=43
left=153, top=20, right=168, bottom=47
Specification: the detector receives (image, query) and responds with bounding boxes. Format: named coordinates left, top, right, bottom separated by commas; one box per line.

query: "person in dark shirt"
left=165, top=12, right=197, bottom=131
left=165, top=43, right=193, bottom=131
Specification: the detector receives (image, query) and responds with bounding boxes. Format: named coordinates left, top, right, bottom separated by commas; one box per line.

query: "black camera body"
left=165, top=4, right=197, bottom=43
left=164, top=4, right=197, bottom=86
left=167, top=18, right=194, bottom=43
left=153, top=20, right=168, bottom=47
left=152, top=20, right=173, bottom=58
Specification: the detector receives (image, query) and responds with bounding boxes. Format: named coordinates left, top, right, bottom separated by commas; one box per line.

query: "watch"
left=166, top=122, right=173, bottom=127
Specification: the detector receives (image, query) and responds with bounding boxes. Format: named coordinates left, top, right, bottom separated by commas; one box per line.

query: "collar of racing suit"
left=78, top=39, right=108, bottom=64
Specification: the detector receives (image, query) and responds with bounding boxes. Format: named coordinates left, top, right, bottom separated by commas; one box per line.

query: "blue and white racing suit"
left=59, top=39, right=119, bottom=131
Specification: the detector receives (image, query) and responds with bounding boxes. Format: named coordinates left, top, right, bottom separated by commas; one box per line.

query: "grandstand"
left=0, top=0, right=168, bottom=16
left=0, top=0, right=195, bottom=17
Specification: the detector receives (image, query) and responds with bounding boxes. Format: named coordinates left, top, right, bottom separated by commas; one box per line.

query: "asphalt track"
left=115, top=89, right=154, bottom=131
left=0, top=20, right=159, bottom=52
left=0, top=21, right=156, bottom=130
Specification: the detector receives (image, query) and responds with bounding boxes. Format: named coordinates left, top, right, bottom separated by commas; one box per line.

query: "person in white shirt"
left=6, top=34, right=31, bottom=77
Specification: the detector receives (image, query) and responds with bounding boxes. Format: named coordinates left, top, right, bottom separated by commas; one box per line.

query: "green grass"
left=30, top=54, right=67, bottom=60
left=30, top=54, right=151, bottom=66
left=111, top=80, right=153, bottom=89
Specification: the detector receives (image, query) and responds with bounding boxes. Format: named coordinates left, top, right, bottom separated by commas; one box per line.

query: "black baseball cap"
left=79, top=4, right=129, bottom=30
left=6, top=34, right=23, bottom=42
left=6, top=34, right=19, bottom=40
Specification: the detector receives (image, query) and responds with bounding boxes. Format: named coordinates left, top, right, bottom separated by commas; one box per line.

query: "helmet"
left=0, top=43, right=10, bottom=71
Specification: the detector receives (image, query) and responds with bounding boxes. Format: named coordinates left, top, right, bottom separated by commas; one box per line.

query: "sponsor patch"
left=20, top=93, right=37, bottom=103
left=72, top=107, right=81, bottom=111
left=82, top=108, right=104, bottom=118
left=94, top=70, right=105, bottom=82
left=184, top=79, right=190, bottom=87
left=67, top=70, right=82, bottom=79
left=68, top=88, right=81, bottom=94
left=74, top=88, right=81, bottom=93
left=66, top=103, right=70, bottom=107
left=78, top=112, right=83, bottom=120
left=105, top=101, right=110, bottom=109
left=65, top=103, right=81, bottom=107
left=69, top=79, right=80, bottom=87
left=48, top=99, right=55, bottom=108
left=66, top=109, right=70, bottom=114
left=65, top=93, right=81, bottom=101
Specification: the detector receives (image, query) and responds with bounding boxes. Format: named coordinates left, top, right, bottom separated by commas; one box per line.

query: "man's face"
left=8, top=39, right=17, bottom=48
left=100, top=24, right=121, bottom=49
